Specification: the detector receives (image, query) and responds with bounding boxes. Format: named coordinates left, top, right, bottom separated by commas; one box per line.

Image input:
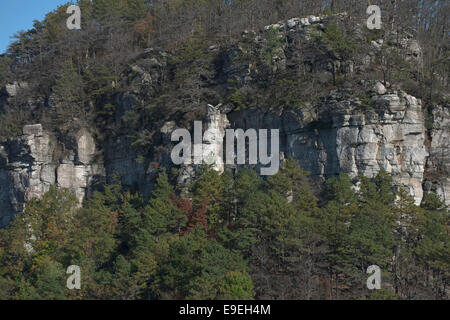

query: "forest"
left=0, top=160, right=448, bottom=300
left=0, top=0, right=448, bottom=140
left=0, top=0, right=448, bottom=300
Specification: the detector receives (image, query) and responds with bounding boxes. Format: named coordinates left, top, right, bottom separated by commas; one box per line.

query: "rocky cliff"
left=0, top=13, right=448, bottom=226
left=1, top=86, right=448, bottom=226
left=0, top=124, right=104, bottom=227
left=227, top=86, right=431, bottom=205
left=425, top=105, right=450, bottom=205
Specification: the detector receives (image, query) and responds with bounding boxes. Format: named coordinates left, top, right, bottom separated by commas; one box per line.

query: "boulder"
left=23, top=124, right=43, bottom=136
left=373, top=82, right=387, bottom=95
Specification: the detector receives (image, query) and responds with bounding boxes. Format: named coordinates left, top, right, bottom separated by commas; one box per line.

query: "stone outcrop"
left=0, top=93, right=447, bottom=227
left=424, top=104, right=450, bottom=205
left=0, top=124, right=103, bottom=227
left=173, top=103, right=230, bottom=189
left=228, top=90, right=431, bottom=205
left=202, top=104, right=230, bottom=173
left=2, top=81, right=28, bottom=98
left=0, top=13, right=448, bottom=228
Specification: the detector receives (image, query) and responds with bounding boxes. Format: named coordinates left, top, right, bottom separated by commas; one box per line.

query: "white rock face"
left=228, top=91, right=434, bottom=206
left=287, top=18, right=300, bottom=29
left=264, top=23, right=282, bottom=31
left=373, top=82, right=387, bottom=95
left=172, top=104, right=229, bottom=190
left=4, top=81, right=28, bottom=97
left=1, top=92, right=448, bottom=228
left=76, top=128, right=96, bottom=164
left=0, top=125, right=102, bottom=227
left=308, top=15, right=321, bottom=23
left=203, top=104, right=230, bottom=173
left=263, top=14, right=322, bottom=32
left=300, top=18, right=310, bottom=26
left=408, top=40, right=422, bottom=56
left=334, top=93, right=428, bottom=205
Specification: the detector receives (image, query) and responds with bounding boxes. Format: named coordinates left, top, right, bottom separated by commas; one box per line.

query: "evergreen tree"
left=318, top=173, right=358, bottom=299
left=190, top=167, right=225, bottom=234
left=392, top=189, right=423, bottom=299
left=144, top=172, right=187, bottom=237
left=416, top=193, right=449, bottom=299
left=52, top=59, right=85, bottom=122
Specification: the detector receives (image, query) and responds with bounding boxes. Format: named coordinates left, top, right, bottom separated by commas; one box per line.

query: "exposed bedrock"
left=227, top=90, right=433, bottom=206
left=0, top=12, right=448, bottom=226
left=0, top=124, right=103, bottom=227
left=1, top=88, right=449, bottom=228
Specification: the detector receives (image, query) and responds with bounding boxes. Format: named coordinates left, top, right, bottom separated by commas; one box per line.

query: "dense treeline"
left=0, top=1, right=448, bottom=300
left=0, top=160, right=448, bottom=300
left=0, top=0, right=448, bottom=140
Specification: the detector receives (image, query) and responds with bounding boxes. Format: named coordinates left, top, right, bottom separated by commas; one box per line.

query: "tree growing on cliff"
left=52, top=59, right=85, bottom=123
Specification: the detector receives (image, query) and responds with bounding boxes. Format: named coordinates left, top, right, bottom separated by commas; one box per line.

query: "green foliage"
left=262, top=28, right=284, bottom=63
left=322, top=22, right=357, bottom=59
left=190, top=167, right=224, bottom=232
left=122, top=110, right=141, bottom=129
left=415, top=193, right=449, bottom=287
left=423, top=107, right=434, bottom=131
left=0, top=55, right=12, bottom=87
left=52, top=60, right=85, bottom=122
left=170, top=39, right=208, bottom=65
left=219, top=271, right=255, bottom=300
left=152, top=226, right=251, bottom=300
left=0, top=162, right=447, bottom=300
left=27, top=256, right=67, bottom=300
left=227, top=79, right=249, bottom=110
left=367, top=288, right=399, bottom=300
left=363, top=26, right=385, bottom=43
left=100, top=103, right=116, bottom=117
left=230, top=88, right=247, bottom=110
left=0, top=113, right=22, bottom=141
left=84, top=65, right=116, bottom=99
left=144, top=172, right=187, bottom=237
left=0, top=187, right=78, bottom=299
left=325, top=172, right=356, bottom=205
left=357, top=93, right=373, bottom=110
left=270, top=78, right=304, bottom=109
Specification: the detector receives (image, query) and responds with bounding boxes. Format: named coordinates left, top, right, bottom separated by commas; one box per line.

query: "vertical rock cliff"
left=228, top=88, right=431, bottom=205
left=2, top=88, right=448, bottom=227
left=0, top=124, right=103, bottom=227
left=0, top=13, right=448, bottom=227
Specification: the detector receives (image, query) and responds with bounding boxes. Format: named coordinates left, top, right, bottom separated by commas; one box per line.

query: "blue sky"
left=1, top=0, right=72, bottom=53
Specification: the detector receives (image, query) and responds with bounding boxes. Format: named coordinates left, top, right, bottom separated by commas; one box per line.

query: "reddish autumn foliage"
left=171, top=195, right=208, bottom=234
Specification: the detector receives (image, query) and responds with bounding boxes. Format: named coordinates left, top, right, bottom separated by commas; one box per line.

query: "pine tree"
left=143, top=172, right=187, bottom=237
left=392, top=189, right=422, bottom=299
left=52, top=59, right=85, bottom=122
left=318, top=173, right=358, bottom=299
left=416, top=193, right=449, bottom=299
left=190, top=166, right=230, bottom=235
